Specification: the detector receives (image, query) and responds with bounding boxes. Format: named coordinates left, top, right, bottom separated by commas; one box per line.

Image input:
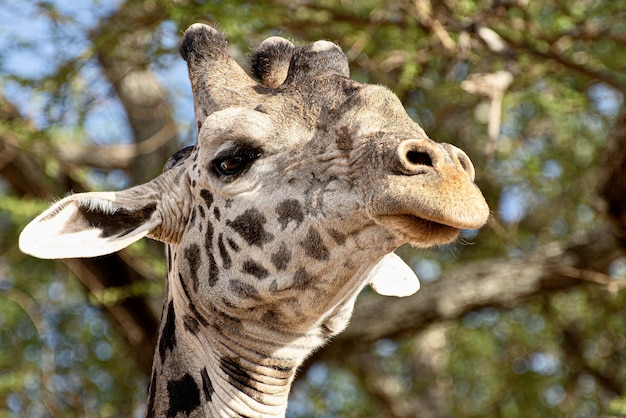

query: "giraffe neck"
left=145, top=273, right=327, bottom=418
left=145, top=213, right=398, bottom=417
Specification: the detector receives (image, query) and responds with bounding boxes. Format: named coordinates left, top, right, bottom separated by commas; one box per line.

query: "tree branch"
left=48, top=121, right=180, bottom=171
left=89, top=1, right=181, bottom=183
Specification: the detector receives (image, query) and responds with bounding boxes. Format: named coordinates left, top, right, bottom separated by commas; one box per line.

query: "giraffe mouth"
left=377, top=214, right=461, bottom=247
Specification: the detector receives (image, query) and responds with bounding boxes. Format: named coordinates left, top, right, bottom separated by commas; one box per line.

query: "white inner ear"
left=19, top=192, right=161, bottom=259
left=367, top=253, right=420, bottom=297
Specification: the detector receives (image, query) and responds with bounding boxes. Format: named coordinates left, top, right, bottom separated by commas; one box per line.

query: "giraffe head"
left=19, top=22, right=488, bottom=333
left=19, top=23, right=489, bottom=416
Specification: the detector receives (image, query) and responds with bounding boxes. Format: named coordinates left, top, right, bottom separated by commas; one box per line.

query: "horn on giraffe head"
left=250, top=36, right=296, bottom=88
left=282, top=40, right=350, bottom=85
left=179, top=23, right=258, bottom=128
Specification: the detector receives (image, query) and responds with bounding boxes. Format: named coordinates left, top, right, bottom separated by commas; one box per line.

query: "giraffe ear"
left=19, top=189, right=162, bottom=259
left=367, top=253, right=421, bottom=297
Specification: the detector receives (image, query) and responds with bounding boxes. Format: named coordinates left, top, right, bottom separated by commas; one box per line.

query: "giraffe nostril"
left=394, top=140, right=438, bottom=175
left=406, top=150, right=433, bottom=167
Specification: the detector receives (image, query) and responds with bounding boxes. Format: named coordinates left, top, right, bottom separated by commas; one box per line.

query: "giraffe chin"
left=377, top=214, right=461, bottom=248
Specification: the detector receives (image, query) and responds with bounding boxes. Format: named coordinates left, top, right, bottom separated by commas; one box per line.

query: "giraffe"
left=19, top=23, right=490, bottom=417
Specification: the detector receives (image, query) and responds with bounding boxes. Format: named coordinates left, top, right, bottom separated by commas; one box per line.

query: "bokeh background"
left=1, top=0, right=626, bottom=416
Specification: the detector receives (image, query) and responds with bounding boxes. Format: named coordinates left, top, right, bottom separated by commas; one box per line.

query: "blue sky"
left=0, top=0, right=193, bottom=147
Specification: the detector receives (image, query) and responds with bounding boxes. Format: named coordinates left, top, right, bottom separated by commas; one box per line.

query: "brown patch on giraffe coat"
left=182, top=314, right=200, bottom=334
left=217, top=233, right=232, bottom=269
left=227, top=237, right=240, bottom=252
left=269, top=280, right=278, bottom=293
left=213, top=206, right=221, bottom=221
left=275, top=199, right=304, bottom=230
left=242, top=259, right=269, bottom=279
left=270, top=242, right=291, bottom=270
left=203, top=220, right=220, bottom=286
left=166, top=373, right=201, bottom=417
left=200, top=367, right=214, bottom=402
left=300, top=226, right=329, bottom=260
left=225, top=208, right=274, bottom=248
left=327, top=228, right=347, bottom=245
left=158, top=300, right=177, bottom=364
left=179, top=274, right=211, bottom=329
left=261, top=309, right=282, bottom=330
left=200, top=189, right=214, bottom=209
left=208, top=252, right=219, bottom=287
left=183, top=244, right=201, bottom=291
left=229, top=279, right=261, bottom=300
left=293, top=267, right=314, bottom=290
left=204, top=218, right=214, bottom=247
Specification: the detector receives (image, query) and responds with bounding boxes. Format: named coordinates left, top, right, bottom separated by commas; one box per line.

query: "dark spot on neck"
left=300, top=226, right=329, bottom=261
left=208, top=252, right=219, bottom=287
left=158, top=300, right=177, bottom=364
left=261, top=309, right=282, bottom=329
left=226, top=208, right=274, bottom=248
left=200, top=189, right=214, bottom=209
left=275, top=199, right=304, bottom=230
left=179, top=276, right=211, bottom=328
left=182, top=314, right=200, bottom=334
left=202, top=221, right=220, bottom=287
left=229, top=279, right=261, bottom=300
left=293, top=268, right=314, bottom=290
left=327, top=228, right=347, bottom=245
left=205, top=221, right=214, bottom=249
left=217, top=234, right=232, bottom=269
left=183, top=244, right=201, bottom=292
left=242, top=259, right=269, bottom=279
left=227, top=238, right=240, bottom=252
left=200, top=368, right=214, bottom=402
left=166, top=373, right=201, bottom=417
left=270, top=242, right=291, bottom=270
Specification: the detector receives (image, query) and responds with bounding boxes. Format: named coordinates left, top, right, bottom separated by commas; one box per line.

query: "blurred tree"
left=1, top=0, right=625, bottom=416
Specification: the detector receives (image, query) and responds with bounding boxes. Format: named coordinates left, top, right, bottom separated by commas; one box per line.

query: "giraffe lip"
left=377, top=214, right=461, bottom=246
left=396, top=214, right=460, bottom=233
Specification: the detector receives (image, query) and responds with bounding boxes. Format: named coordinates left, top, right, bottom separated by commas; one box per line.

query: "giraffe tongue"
left=366, top=253, right=420, bottom=297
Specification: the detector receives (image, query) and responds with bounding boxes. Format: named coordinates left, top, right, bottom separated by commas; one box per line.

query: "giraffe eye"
left=212, top=146, right=261, bottom=177
left=217, top=156, right=245, bottom=174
